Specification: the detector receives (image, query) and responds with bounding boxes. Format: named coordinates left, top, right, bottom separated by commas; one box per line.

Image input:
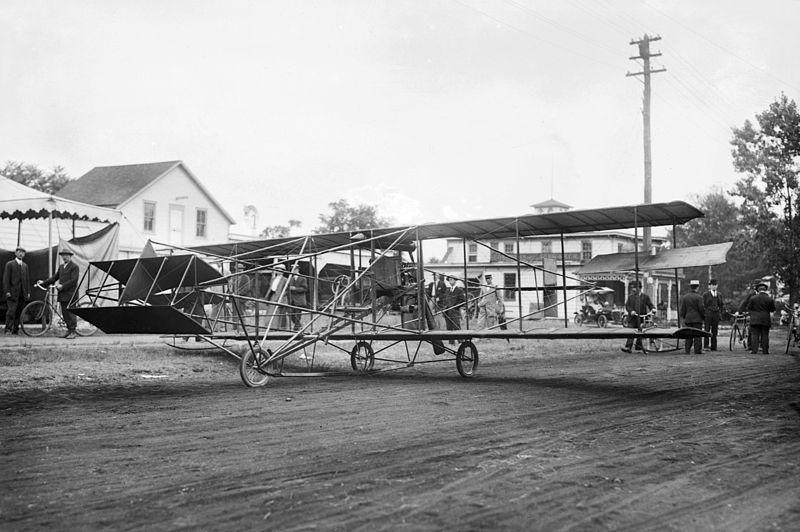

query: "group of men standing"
left=622, top=277, right=776, bottom=355
left=3, top=247, right=79, bottom=338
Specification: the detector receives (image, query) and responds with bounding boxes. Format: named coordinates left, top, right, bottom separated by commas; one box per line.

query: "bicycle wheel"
left=742, top=326, right=750, bottom=351
left=20, top=301, right=51, bottom=337
left=786, top=318, right=795, bottom=355
left=729, top=324, right=738, bottom=351
left=74, top=303, right=98, bottom=336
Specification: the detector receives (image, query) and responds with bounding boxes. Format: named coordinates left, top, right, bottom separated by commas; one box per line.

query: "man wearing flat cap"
left=39, top=248, right=80, bottom=339
left=3, top=247, right=31, bottom=335
left=747, top=281, right=775, bottom=354
left=702, top=279, right=725, bottom=351
left=680, top=280, right=705, bottom=354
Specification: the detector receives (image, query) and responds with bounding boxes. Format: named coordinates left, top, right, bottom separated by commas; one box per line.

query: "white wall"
left=117, top=166, right=231, bottom=257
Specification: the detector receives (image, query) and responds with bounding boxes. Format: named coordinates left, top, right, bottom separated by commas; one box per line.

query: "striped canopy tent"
left=0, top=176, right=121, bottom=275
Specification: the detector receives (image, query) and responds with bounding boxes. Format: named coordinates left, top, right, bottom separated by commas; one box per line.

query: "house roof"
left=57, top=161, right=235, bottom=224
left=58, top=161, right=180, bottom=207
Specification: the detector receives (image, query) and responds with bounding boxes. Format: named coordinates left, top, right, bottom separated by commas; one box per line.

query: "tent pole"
left=48, top=210, right=53, bottom=278
left=16, top=219, right=21, bottom=247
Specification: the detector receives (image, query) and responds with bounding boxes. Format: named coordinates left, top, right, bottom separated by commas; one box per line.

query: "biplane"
left=68, top=200, right=711, bottom=387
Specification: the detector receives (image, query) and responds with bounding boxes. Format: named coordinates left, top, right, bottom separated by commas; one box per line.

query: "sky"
left=2, top=0, right=799, bottom=239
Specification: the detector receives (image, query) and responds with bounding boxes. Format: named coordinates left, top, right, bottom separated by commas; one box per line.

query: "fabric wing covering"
left=577, top=242, right=733, bottom=273
left=189, top=200, right=703, bottom=260
left=89, top=255, right=225, bottom=305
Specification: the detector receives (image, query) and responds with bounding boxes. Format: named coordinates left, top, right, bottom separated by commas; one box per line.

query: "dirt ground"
left=1, top=331, right=799, bottom=531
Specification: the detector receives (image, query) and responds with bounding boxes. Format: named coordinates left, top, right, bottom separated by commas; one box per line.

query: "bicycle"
left=20, top=283, right=97, bottom=337
left=786, top=308, right=800, bottom=354
left=729, top=313, right=750, bottom=351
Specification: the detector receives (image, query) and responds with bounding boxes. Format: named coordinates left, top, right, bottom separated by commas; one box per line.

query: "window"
left=468, top=242, right=478, bottom=263
left=504, top=242, right=514, bottom=254
left=490, top=241, right=499, bottom=250
left=541, top=240, right=552, bottom=254
left=196, top=209, right=207, bottom=238
left=143, top=201, right=156, bottom=233
left=581, top=241, right=592, bottom=260
left=503, top=273, right=517, bottom=300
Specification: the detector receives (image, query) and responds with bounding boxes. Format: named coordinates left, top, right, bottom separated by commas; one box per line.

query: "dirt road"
left=1, top=336, right=799, bottom=530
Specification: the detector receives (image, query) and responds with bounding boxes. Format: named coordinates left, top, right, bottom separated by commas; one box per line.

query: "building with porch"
left=427, top=199, right=682, bottom=323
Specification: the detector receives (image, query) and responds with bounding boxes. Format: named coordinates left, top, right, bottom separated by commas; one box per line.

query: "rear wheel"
left=742, top=326, right=750, bottom=351
left=729, top=324, right=737, bottom=351
left=240, top=348, right=270, bottom=387
left=74, top=302, right=98, bottom=336
left=597, top=314, right=608, bottom=328
left=20, top=301, right=50, bottom=337
left=350, top=341, right=375, bottom=372
left=786, top=322, right=794, bottom=355
left=456, top=341, right=479, bottom=378
left=574, top=314, right=583, bottom=326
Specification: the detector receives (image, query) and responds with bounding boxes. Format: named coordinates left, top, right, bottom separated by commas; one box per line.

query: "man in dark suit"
left=442, top=276, right=466, bottom=344
left=680, top=279, right=705, bottom=354
left=747, top=281, right=776, bottom=354
left=621, top=281, right=654, bottom=352
left=3, top=247, right=31, bottom=335
left=287, top=265, right=309, bottom=331
left=40, top=249, right=80, bottom=339
left=702, top=279, right=724, bottom=351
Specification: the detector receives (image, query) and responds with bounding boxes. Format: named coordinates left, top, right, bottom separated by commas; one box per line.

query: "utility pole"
left=627, top=34, right=665, bottom=255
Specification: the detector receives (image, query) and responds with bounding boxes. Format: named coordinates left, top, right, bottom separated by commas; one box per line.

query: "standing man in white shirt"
left=702, top=279, right=724, bottom=351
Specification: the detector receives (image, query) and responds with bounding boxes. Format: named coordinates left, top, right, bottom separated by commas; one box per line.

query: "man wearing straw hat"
left=39, top=249, right=80, bottom=339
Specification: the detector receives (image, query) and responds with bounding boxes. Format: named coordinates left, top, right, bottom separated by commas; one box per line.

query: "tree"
left=313, top=199, right=393, bottom=234
left=260, top=219, right=302, bottom=239
left=1, top=161, right=72, bottom=194
left=730, top=93, right=800, bottom=303
left=671, top=188, right=760, bottom=303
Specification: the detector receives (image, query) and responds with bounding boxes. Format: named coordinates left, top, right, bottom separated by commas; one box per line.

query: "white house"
left=428, top=199, right=679, bottom=322
left=58, top=161, right=235, bottom=259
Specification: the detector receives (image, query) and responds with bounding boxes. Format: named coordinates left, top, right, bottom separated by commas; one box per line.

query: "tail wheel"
left=74, top=302, right=98, bottom=336
left=240, top=348, right=271, bottom=387
left=597, top=314, right=608, bottom=328
left=20, top=301, right=50, bottom=337
left=350, top=341, right=375, bottom=372
left=456, top=341, right=479, bottom=378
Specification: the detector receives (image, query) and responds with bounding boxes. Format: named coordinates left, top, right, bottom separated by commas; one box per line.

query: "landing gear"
left=456, top=341, right=479, bottom=378
left=350, top=341, right=375, bottom=372
left=240, top=347, right=272, bottom=387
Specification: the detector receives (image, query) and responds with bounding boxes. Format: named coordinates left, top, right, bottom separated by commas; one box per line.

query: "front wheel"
left=597, top=314, right=608, bottom=328
left=729, top=324, right=737, bottom=351
left=20, top=301, right=51, bottom=337
left=456, top=341, right=479, bottom=378
left=574, top=314, right=583, bottom=326
left=240, top=348, right=271, bottom=387
left=350, top=341, right=375, bottom=372
left=786, top=323, right=794, bottom=355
